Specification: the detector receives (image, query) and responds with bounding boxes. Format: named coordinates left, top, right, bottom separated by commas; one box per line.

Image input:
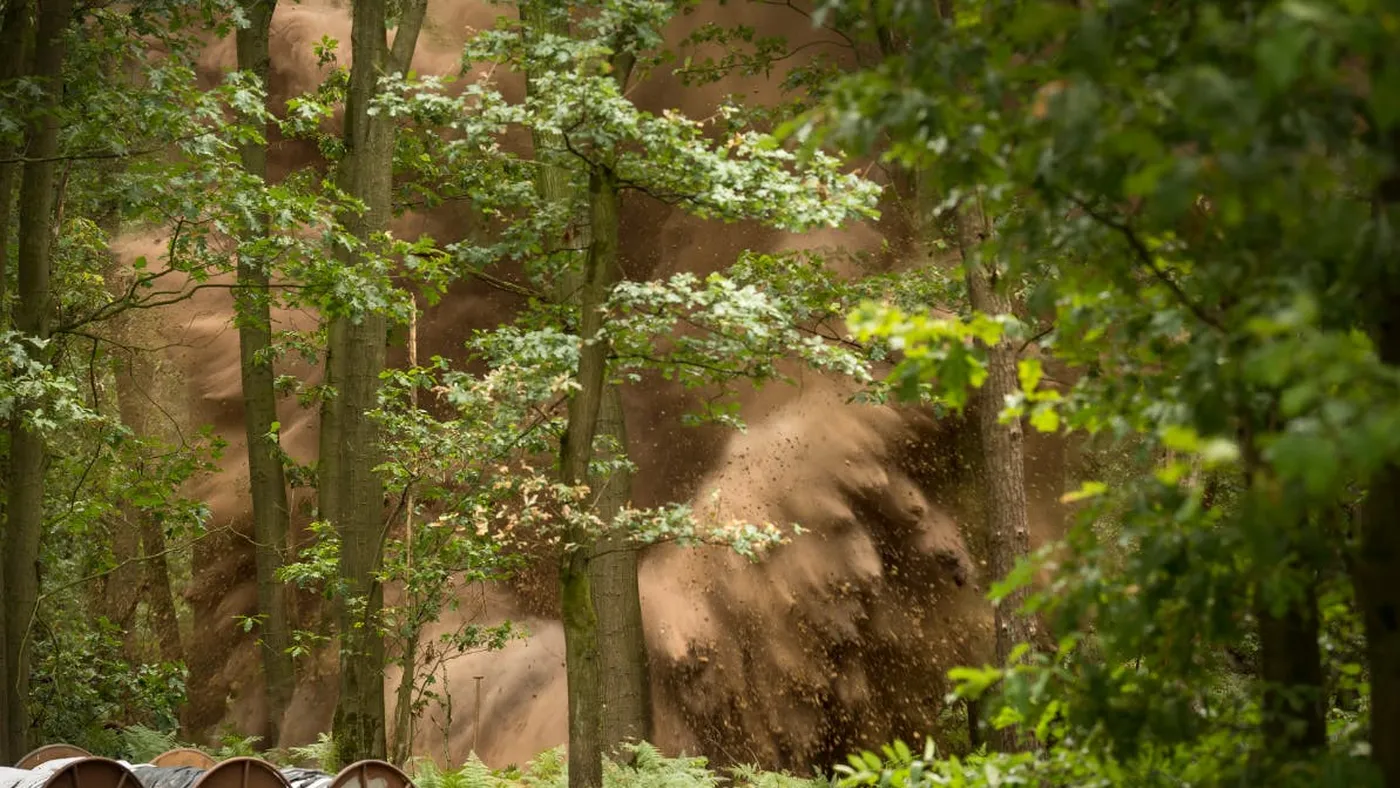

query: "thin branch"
left=796, top=320, right=867, bottom=353
left=1064, top=193, right=1225, bottom=332
left=462, top=266, right=546, bottom=300
left=672, top=39, right=843, bottom=83
left=55, top=280, right=307, bottom=335
left=0, top=131, right=215, bottom=165
left=755, top=0, right=860, bottom=54
left=1018, top=324, right=1055, bottom=354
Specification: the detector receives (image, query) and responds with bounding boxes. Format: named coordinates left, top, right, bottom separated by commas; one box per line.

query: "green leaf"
left=1030, top=404, right=1061, bottom=433
left=1060, top=480, right=1107, bottom=503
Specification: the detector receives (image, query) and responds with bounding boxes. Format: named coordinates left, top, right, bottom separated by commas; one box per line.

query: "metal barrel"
left=188, top=759, right=289, bottom=788
left=327, top=762, right=413, bottom=788
left=15, top=746, right=93, bottom=770
left=34, top=757, right=139, bottom=788
left=148, top=752, right=215, bottom=771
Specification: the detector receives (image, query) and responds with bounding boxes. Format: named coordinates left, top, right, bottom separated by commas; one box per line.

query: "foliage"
left=796, top=0, right=1400, bottom=783
left=117, top=725, right=184, bottom=764
left=287, top=732, right=340, bottom=772
left=212, top=730, right=266, bottom=760
left=406, top=743, right=823, bottom=788
left=27, top=621, right=187, bottom=756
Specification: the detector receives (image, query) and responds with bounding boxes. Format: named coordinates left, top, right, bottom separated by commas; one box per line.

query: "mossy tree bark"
left=555, top=167, right=624, bottom=788
left=235, top=0, right=296, bottom=746
left=520, top=2, right=649, bottom=776
left=322, top=0, right=427, bottom=765
left=956, top=200, right=1036, bottom=754
left=3, top=0, right=73, bottom=758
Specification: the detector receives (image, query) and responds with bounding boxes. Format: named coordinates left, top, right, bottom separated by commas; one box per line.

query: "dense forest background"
left=1, top=0, right=1398, bottom=786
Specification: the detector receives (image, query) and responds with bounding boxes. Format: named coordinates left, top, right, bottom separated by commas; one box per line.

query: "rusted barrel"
left=327, top=762, right=412, bottom=788
left=149, top=752, right=214, bottom=770
left=187, top=759, right=288, bottom=788
left=0, top=757, right=139, bottom=788
left=15, top=746, right=92, bottom=770
left=36, top=759, right=138, bottom=788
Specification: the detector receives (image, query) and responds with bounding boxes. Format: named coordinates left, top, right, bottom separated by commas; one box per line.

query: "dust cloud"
left=117, top=0, right=1069, bottom=773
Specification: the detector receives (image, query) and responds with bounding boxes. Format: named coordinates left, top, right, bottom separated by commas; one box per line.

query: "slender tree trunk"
left=519, top=3, right=648, bottom=774
left=0, top=0, right=30, bottom=336
left=1354, top=127, right=1400, bottom=788
left=555, top=168, right=625, bottom=788
left=3, top=0, right=72, bottom=758
left=1234, top=432, right=1327, bottom=758
left=99, top=195, right=184, bottom=665
left=957, top=199, right=1035, bottom=754
left=139, top=517, right=184, bottom=662
left=0, top=0, right=34, bottom=761
left=389, top=303, right=419, bottom=767
left=1357, top=308, right=1400, bottom=786
left=591, top=386, right=650, bottom=752
left=235, top=0, right=295, bottom=746
left=324, top=0, right=427, bottom=765
left=1255, top=586, right=1326, bottom=751
left=389, top=624, right=419, bottom=765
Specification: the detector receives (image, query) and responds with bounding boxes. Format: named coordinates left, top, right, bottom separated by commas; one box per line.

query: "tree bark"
left=1256, top=587, right=1326, bottom=752
left=1354, top=125, right=1400, bottom=788
left=1357, top=306, right=1400, bottom=786
left=957, top=199, right=1036, bottom=754
left=235, top=0, right=295, bottom=747
left=555, top=168, right=624, bottom=788
left=3, top=0, right=71, bottom=758
left=0, top=0, right=33, bottom=762
left=99, top=190, right=184, bottom=666
left=0, top=0, right=30, bottom=336
left=520, top=2, right=648, bottom=775
left=323, top=0, right=427, bottom=766
left=591, top=386, right=650, bottom=752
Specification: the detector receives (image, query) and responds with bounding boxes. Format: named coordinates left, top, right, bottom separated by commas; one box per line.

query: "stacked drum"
left=0, top=745, right=413, bottom=788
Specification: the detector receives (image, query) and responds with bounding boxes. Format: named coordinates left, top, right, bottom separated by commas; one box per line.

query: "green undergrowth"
left=409, top=743, right=824, bottom=788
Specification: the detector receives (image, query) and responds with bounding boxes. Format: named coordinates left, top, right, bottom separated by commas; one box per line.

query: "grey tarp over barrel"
left=129, top=759, right=299, bottom=788
left=126, top=764, right=331, bottom=788
left=276, top=769, right=329, bottom=788
left=130, top=766, right=205, bottom=788
left=0, top=757, right=138, bottom=788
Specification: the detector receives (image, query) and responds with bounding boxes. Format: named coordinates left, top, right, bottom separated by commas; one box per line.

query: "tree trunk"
left=0, top=0, right=31, bottom=335
left=591, top=385, right=650, bottom=753
left=555, top=169, right=625, bottom=788
left=101, top=206, right=182, bottom=666
left=3, top=0, right=72, bottom=758
left=389, top=305, right=420, bottom=767
left=957, top=199, right=1035, bottom=754
left=1357, top=309, right=1400, bottom=786
left=1237, top=429, right=1327, bottom=757
left=0, top=0, right=34, bottom=762
left=235, top=0, right=295, bottom=746
left=519, top=3, right=648, bottom=773
left=1256, top=587, right=1326, bottom=751
left=1355, top=126, right=1400, bottom=788
left=389, top=625, right=419, bottom=766
left=324, top=0, right=427, bottom=766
